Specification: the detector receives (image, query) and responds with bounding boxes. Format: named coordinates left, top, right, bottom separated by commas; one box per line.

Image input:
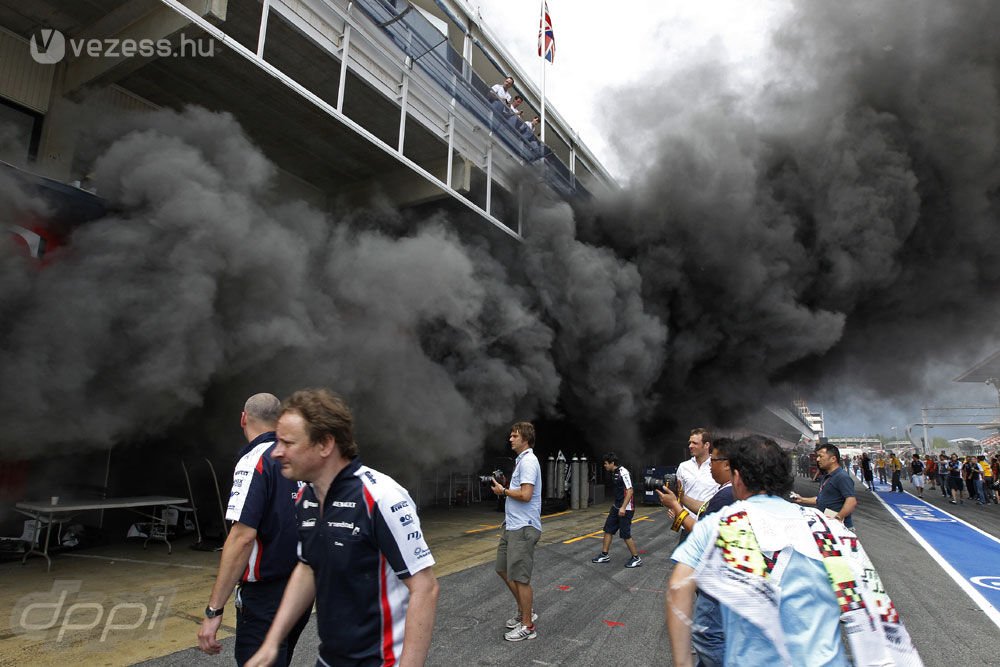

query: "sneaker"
left=591, top=552, right=611, bottom=563
left=625, top=555, right=643, bottom=568
left=505, top=611, right=538, bottom=630
left=504, top=623, right=537, bottom=642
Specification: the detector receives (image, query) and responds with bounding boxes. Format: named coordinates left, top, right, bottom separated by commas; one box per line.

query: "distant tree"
left=932, top=437, right=949, bottom=450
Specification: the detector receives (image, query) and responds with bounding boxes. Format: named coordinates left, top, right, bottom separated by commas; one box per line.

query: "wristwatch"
left=205, top=605, right=224, bottom=619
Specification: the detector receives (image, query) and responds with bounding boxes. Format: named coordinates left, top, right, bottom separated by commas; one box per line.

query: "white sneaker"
left=504, top=623, right=537, bottom=641
left=505, top=611, right=538, bottom=629
left=625, top=555, right=643, bottom=568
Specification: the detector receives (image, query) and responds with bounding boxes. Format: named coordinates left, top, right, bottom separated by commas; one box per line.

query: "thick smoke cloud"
left=584, top=0, right=1000, bottom=428
left=3, top=0, right=1000, bottom=472
left=0, top=107, right=578, bottom=468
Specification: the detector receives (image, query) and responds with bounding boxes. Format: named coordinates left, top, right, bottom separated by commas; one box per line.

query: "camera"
left=479, top=470, right=504, bottom=484
left=645, top=473, right=679, bottom=495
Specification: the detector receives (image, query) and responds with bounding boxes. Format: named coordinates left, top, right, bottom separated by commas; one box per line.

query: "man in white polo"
left=676, top=428, right=720, bottom=515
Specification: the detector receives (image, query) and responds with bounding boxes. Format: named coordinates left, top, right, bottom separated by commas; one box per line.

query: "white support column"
left=517, top=182, right=523, bottom=237
left=336, top=24, right=351, bottom=113
left=446, top=114, right=455, bottom=188
left=397, top=70, right=409, bottom=154
left=486, top=141, right=493, bottom=216
left=257, top=0, right=271, bottom=58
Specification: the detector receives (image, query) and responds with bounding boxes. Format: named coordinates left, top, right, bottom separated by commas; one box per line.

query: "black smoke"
left=3, top=0, right=1000, bottom=478
left=581, top=0, right=1000, bottom=430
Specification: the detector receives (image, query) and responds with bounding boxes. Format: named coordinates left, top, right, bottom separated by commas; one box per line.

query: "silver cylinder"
left=578, top=455, right=588, bottom=508
left=570, top=455, right=581, bottom=509
left=546, top=456, right=555, bottom=499
left=556, top=458, right=566, bottom=498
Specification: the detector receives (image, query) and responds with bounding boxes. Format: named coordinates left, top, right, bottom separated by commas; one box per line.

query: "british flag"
left=537, top=1, right=554, bottom=63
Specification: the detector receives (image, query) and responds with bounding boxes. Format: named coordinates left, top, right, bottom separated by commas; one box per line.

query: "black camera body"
left=479, top=469, right=504, bottom=484
left=644, top=473, right=679, bottom=495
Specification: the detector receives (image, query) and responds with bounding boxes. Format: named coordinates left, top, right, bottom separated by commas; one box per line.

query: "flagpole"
left=539, top=0, right=546, bottom=144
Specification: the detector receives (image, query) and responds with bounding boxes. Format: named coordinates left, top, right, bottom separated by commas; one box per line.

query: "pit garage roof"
left=954, top=350, right=1000, bottom=383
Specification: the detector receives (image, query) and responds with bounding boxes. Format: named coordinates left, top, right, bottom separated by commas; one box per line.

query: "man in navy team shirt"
left=590, top=452, right=643, bottom=568
left=198, top=393, right=310, bottom=665
left=247, top=388, right=439, bottom=667
left=793, top=443, right=857, bottom=530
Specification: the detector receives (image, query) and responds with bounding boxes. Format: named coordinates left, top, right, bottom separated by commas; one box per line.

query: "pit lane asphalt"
left=137, top=475, right=1000, bottom=667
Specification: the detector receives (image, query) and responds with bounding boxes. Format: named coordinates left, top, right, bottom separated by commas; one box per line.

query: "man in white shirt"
left=676, top=428, right=720, bottom=513
left=490, top=76, right=514, bottom=106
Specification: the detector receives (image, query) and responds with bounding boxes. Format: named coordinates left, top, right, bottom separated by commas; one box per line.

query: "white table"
left=15, top=496, right=189, bottom=570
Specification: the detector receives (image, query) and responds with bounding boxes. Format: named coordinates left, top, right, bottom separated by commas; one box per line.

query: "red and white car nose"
left=6, top=224, right=46, bottom=259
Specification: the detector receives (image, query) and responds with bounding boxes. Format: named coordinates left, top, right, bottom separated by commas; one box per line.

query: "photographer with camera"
left=656, top=437, right=734, bottom=667
left=490, top=421, right=542, bottom=642
left=590, top=453, right=643, bottom=568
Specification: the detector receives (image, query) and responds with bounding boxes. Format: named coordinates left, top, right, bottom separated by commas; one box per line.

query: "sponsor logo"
left=227, top=504, right=236, bottom=511
left=406, top=531, right=422, bottom=541
left=327, top=521, right=355, bottom=529
left=232, top=479, right=243, bottom=488
left=364, top=471, right=377, bottom=484
left=334, top=540, right=344, bottom=547
left=234, top=470, right=250, bottom=477
left=399, top=514, right=414, bottom=527
left=331, top=501, right=356, bottom=508
left=352, top=526, right=361, bottom=536
left=413, top=547, right=431, bottom=559
left=229, top=491, right=240, bottom=498
left=300, top=519, right=316, bottom=528
left=390, top=501, right=409, bottom=513
left=303, top=500, right=319, bottom=509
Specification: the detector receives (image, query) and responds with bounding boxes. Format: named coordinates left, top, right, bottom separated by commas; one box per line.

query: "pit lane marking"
left=562, top=515, right=654, bottom=544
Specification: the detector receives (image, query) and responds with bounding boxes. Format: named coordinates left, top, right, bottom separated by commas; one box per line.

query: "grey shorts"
left=495, top=526, right=541, bottom=584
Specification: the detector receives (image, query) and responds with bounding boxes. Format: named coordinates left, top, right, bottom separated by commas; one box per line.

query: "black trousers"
left=235, top=577, right=311, bottom=666
left=891, top=471, right=903, bottom=492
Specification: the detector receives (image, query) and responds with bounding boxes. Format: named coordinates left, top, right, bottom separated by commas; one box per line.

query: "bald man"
left=198, top=393, right=309, bottom=665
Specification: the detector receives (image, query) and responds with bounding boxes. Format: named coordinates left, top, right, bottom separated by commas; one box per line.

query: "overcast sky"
left=474, top=0, right=1000, bottom=442
left=475, top=0, right=788, bottom=179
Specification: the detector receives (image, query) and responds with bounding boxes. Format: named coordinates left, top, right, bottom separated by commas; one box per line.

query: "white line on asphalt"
left=62, top=553, right=211, bottom=569
left=871, top=491, right=1000, bottom=630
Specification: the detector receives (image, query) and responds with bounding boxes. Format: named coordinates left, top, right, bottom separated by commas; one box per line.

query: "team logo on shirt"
left=303, top=500, right=319, bottom=509
left=399, top=514, right=414, bottom=527
left=390, top=501, right=409, bottom=512
left=331, top=501, right=356, bottom=508
left=414, top=547, right=431, bottom=559
left=235, top=470, right=250, bottom=477
left=364, top=471, right=377, bottom=484
left=232, top=479, right=244, bottom=488
left=229, top=490, right=240, bottom=498
left=301, top=518, right=316, bottom=528
left=327, top=521, right=355, bottom=529
left=406, top=531, right=422, bottom=540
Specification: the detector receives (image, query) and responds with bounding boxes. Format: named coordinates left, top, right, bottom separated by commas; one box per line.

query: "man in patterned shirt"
left=591, top=452, right=642, bottom=568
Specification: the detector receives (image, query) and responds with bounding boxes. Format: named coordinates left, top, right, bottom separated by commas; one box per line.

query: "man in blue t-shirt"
left=198, top=393, right=310, bottom=665
left=490, top=421, right=543, bottom=642
left=793, top=444, right=857, bottom=529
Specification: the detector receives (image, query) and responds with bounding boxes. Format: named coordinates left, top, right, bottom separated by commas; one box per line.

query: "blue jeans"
left=975, top=479, right=986, bottom=503
left=691, top=592, right=724, bottom=667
